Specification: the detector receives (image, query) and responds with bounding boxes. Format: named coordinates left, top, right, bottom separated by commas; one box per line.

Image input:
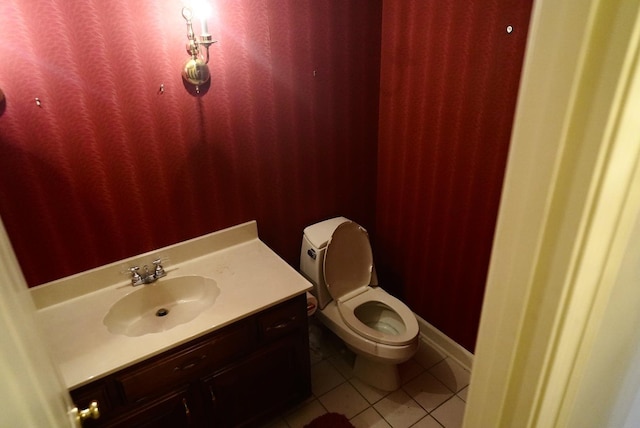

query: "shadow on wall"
left=0, top=89, right=6, bottom=116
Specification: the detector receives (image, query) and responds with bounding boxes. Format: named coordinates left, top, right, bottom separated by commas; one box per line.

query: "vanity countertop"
left=30, top=221, right=312, bottom=389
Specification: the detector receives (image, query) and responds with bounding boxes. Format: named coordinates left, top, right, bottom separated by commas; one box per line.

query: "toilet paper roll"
left=306, top=292, right=318, bottom=316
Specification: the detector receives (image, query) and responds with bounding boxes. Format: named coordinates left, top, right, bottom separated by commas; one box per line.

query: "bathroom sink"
left=103, top=275, right=220, bottom=337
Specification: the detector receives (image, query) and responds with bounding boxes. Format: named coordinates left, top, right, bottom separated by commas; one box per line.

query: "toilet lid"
left=324, top=221, right=373, bottom=300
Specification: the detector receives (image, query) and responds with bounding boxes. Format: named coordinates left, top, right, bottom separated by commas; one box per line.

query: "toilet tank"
left=300, top=217, right=350, bottom=309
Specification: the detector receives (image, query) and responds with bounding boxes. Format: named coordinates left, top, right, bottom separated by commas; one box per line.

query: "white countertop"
left=30, top=221, right=312, bottom=389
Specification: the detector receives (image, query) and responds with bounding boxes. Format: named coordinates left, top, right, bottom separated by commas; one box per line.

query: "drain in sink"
left=156, top=308, right=169, bottom=317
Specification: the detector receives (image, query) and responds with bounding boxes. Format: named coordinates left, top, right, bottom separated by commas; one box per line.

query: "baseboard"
left=414, top=313, right=474, bottom=372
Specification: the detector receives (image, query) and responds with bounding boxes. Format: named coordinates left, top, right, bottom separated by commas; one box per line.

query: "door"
left=464, top=0, right=640, bottom=426
left=0, top=218, right=78, bottom=427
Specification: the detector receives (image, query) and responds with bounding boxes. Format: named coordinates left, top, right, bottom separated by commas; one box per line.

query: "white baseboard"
left=414, top=313, right=474, bottom=372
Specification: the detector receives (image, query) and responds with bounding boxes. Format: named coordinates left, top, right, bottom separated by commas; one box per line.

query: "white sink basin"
left=103, top=275, right=220, bottom=337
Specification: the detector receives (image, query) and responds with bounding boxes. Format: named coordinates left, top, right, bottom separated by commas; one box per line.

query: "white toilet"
left=300, top=217, right=419, bottom=391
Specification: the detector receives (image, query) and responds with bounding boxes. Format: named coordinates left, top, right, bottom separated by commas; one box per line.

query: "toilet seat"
left=337, top=287, right=418, bottom=346
left=324, top=221, right=418, bottom=347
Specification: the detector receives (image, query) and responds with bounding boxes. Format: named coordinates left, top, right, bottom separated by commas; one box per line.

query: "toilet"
left=300, top=217, right=419, bottom=391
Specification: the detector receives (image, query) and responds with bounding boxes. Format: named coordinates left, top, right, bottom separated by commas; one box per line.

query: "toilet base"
left=353, top=355, right=401, bottom=391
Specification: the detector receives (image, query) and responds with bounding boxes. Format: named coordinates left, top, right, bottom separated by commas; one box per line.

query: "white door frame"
left=0, top=217, right=76, bottom=427
left=465, top=0, right=640, bottom=426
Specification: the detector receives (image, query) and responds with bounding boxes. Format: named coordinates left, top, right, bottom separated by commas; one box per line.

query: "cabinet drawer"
left=116, top=321, right=254, bottom=403
left=258, top=295, right=306, bottom=343
left=104, top=386, right=193, bottom=428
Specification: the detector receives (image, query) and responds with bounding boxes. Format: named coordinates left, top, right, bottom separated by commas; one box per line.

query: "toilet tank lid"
left=303, top=216, right=351, bottom=249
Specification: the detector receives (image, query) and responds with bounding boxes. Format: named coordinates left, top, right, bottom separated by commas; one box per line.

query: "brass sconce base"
left=182, top=75, right=211, bottom=96
left=182, top=57, right=211, bottom=91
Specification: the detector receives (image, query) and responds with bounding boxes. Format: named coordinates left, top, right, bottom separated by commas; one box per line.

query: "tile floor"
left=264, top=320, right=471, bottom=428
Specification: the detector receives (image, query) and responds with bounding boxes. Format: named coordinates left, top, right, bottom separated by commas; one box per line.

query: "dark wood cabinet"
left=202, top=334, right=308, bottom=427
left=105, top=387, right=196, bottom=428
left=71, top=294, right=310, bottom=427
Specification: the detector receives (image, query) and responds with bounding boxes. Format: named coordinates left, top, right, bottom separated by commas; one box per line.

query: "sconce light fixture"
left=181, top=5, right=216, bottom=93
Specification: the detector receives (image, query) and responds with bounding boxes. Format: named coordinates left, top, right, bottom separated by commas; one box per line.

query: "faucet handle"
left=151, top=256, right=170, bottom=266
left=152, top=258, right=166, bottom=277
left=128, top=266, right=143, bottom=285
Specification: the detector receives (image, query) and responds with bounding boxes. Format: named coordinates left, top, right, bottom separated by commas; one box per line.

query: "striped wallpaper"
left=0, top=0, right=532, bottom=351
left=376, top=0, right=533, bottom=350
left=0, top=0, right=381, bottom=286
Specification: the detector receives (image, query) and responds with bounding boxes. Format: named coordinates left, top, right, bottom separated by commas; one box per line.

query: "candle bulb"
left=192, top=0, right=211, bottom=36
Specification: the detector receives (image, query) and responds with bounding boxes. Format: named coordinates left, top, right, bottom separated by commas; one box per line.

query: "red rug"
left=304, top=412, right=354, bottom=428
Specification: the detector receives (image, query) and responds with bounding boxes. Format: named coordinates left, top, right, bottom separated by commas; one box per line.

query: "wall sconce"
left=181, top=5, right=216, bottom=93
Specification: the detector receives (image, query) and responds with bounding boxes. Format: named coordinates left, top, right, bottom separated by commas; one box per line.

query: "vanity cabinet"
left=104, top=387, right=196, bottom=428
left=71, top=294, right=310, bottom=427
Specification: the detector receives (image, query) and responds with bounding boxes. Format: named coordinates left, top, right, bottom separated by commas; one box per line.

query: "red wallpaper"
left=376, top=0, right=533, bottom=351
left=0, top=0, right=532, bottom=352
left=0, top=0, right=381, bottom=286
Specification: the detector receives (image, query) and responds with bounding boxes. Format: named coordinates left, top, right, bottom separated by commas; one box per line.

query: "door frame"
left=0, top=216, right=76, bottom=426
left=465, top=0, right=640, bottom=426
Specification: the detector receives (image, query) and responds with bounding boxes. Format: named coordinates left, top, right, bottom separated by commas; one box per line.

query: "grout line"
left=282, top=320, right=469, bottom=428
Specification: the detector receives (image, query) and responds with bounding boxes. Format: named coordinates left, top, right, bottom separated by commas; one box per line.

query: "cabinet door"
left=104, top=387, right=196, bottom=428
left=203, top=335, right=310, bottom=427
left=70, top=382, right=112, bottom=428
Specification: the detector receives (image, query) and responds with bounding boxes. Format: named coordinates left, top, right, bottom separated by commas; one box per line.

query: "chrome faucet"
left=128, top=259, right=166, bottom=286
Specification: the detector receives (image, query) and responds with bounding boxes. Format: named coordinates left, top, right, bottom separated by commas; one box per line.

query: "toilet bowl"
left=300, top=217, right=419, bottom=391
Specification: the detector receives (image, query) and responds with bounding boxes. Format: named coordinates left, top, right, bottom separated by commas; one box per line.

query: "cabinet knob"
left=209, top=386, right=217, bottom=405
left=182, top=397, right=192, bottom=423
left=173, top=354, right=207, bottom=372
left=266, top=316, right=297, bottom=332
left=71, top=400, right=100, bottom=426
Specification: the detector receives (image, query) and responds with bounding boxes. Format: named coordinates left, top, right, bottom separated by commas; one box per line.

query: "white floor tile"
left=411, top=415, right=444, bottom=428
left=457, top=385, right=469, bottom=402
left=403, top=371, right=454, bottom=412
left=283, top=399, right=327, bottom=428
left=428, top=358, right=470, bottom=393
left=350, top=407, right=392, bottom=428
left=431, top=396, right=466, bottom=428
left=329, top=350, right=356, bottom=379
left=261, top=416, right=289, bottom=428
left=399, top=359, right=426, bottom=384
left=287, top=326, right=468, bottom=428
left=374, top=389, right=427, bottom=428
left=414, top=340, right=446, bottom=370
left=350, top=376, right=390, bottom=404
left=318, top=382, right=370, bottom=419
left=311, top=360, right=346, bottom=396
left=308, top=320, right=346, bottom=358
left=309, top=347, right=324, bottom=365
